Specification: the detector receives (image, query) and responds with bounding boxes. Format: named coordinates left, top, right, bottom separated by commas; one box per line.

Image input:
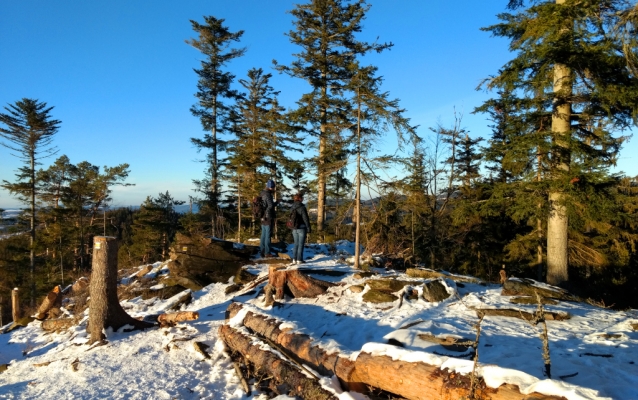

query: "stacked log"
left=222, top=303, right=566, bottom=400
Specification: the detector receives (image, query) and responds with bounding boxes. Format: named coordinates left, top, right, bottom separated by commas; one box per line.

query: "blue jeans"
left=291, top=228, right=307, bottom=262
left=260, top=224, right=272, bottom=255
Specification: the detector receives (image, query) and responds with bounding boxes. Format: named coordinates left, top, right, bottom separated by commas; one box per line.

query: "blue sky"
left=1, top=1, right=636, bottom=208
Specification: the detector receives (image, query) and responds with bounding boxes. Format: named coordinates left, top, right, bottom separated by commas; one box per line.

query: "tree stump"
left=87, top=236, right=152, bottom=344
left=11, top=288, right=20, bottom=323
left=35, top=285, right=63, bottom=320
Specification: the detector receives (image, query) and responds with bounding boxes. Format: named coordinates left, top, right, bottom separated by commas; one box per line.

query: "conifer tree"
left=348, top=65, right=413, bottom=268
left=0, top=99, right=60, bottom=305
left=274, top=0, right=392, bottom=233
left=187, top=16, right=245, bottom=236
left=482, top=0, right=638, bottom=285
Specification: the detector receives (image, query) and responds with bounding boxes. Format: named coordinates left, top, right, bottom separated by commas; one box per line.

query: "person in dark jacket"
left=259, top=179, right=277, bottom=257
left=290, top=193, right=311, bottom=265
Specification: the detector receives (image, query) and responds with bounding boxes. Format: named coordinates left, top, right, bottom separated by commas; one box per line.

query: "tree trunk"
left=547, top=0, right=571, bottom=286
left=354, top=90, right=362, bottom=269
left=87, top=236, right=152, bottom=344
left=30, top=151, right=36, bottom=308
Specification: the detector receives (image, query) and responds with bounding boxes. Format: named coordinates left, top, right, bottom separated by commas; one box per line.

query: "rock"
left=349, top=285, right=364, bottom=293
left=278, top=252, right=292, bottom=260
left=0, top=364, right=7, bottom=373
left=137, top=284, right=189, bottom=300
left=502, top=278, right=578, bottom=301
left=363, top=289, right=398, bottom=303
left=353, top=271, right=375, bottom=280
left=161, top=276, right=203, bottom=292
left=5, top=316, right=36, bottom=333
left=234, top=268, right=258, bottom=285
left=367, top=279, right=412, bottom=292
left=225, top=284, right=241, bottom=295
left=407, top=268, right=481, bottom=284
left=422, top=279, right=450, bottom=302
left=167, top=233, right=253, bottom=288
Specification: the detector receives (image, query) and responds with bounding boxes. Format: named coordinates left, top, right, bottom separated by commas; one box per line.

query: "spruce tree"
left=0, top=98, right=60, bottom=305
left=274, top=0, right=391, bottom=233
left=187, top=16, right=245, bottom=236
left=481, top=0, right=638, bottom=285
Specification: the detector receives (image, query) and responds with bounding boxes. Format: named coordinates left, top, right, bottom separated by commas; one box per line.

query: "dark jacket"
left=260, top=189, right=276, bottom=225
left=290, top=201, right=311, bottom=233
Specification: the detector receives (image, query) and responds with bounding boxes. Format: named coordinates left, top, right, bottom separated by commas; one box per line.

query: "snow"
left=1, top=240, right=637, bottom=399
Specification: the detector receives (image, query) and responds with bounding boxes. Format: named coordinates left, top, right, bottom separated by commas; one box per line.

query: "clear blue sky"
left=1, top=1, right=636, bottom=208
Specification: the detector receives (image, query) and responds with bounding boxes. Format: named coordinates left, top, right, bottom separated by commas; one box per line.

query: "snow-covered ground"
left=0, top=241, right=637, bottom=399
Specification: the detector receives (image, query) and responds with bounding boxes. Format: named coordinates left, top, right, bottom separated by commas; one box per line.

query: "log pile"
left=266, top=265, right=335, bottom=302
left=221, top=302, right=566, bottom=400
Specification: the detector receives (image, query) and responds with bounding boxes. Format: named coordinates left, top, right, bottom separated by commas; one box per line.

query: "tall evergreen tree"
left=187, top=16, right=246, bottom=236
left=274, top=0, right=392, bottom=233
left=481, top=0, right=638, bottom=285
left=0, top=98, right=60, bottom=305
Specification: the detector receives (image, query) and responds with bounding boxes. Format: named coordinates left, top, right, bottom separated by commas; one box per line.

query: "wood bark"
left=42, top=318, right=75, bottom=332
left=87, top=236, right=152, bottom=344
left=157, top=311, right=199, bottom=326
left=35, top=285, right=62, bottom=320
left=268, top=266, right=335, bottom=300
left=225, top=302, right=565, bottom=400
left=476, top=308, right=570, bottom=321
left=11, top=288, right=19, bottom=323
left=219, top=324, right=336, bottom=400
left=547, top=0, right=571, bottom=286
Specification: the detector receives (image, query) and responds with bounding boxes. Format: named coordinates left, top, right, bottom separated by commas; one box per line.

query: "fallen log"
left=417, top=333, right=473, bottom=352
left=350, top=351, right=564, bottom=400
left=41, top=318, right=75, bottom=332
left=406, top=268, right=482, bottom=284
left=502, top=278, right=578, bottom=301
left=509, top=296, right=558, bottom=306
left=269, top=265, right=335, bottom=300
left=135, top=265, right=154, bottom=279
left=476, top=308, right=571, bottom=321
left=219, top=324, right=336, bottom=400
left=35, top=285, right=63, bottom=320
left=225, top=303, right=566, bottom=400
left=157, top=311, right=199, bottom=326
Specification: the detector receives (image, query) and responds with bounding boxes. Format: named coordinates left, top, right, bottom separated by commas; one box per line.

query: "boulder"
left=366, top=279, right=412, bottom=293
left=349, top=285, right=364, bottom=293
left=363, top=290, right=398, bottom=303
left=167, top=233, right=253, bottom=288
left=502, top=278, right=578, bottom=301
left=422, top=279, right=451, bottom=302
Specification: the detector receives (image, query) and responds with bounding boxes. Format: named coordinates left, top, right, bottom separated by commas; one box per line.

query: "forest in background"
left=2, top=0, right=638, bottom=322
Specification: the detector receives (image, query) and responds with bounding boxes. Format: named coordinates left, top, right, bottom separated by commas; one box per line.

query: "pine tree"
left=187, top=16, right=246, bottom=236
left=481, top=0, right=638, bottom=285
left=274, top=0, right=392, bottom=233
left=0, top=98, right=60, bottom=306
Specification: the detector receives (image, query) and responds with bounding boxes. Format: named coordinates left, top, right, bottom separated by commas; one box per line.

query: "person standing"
left=260, top=179, right=277, bottom=257
left=290, top=193, right=311, bottom=265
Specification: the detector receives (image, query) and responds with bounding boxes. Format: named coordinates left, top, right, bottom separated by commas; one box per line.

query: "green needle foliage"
left=0, top=98, right=60, bottom=306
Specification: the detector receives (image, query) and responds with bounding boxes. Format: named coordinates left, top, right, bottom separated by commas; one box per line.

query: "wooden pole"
left=12, top=288, right=20, bottom=322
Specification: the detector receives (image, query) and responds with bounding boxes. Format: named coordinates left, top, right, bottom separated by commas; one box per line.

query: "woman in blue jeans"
left=290, top=193, right=311, bottom=265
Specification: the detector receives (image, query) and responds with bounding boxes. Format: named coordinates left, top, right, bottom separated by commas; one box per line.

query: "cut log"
left=219, top=324, right=337, bottom=400
left=87, top=236, right=153, bottom=344
left=71, top=277, right=89, bottom=295
left=350, top=351, right=565, bottom=400
left=502, top=278, right=578, bottom=301
left=157, top=311, right=199, bottom=326
left=35, top=285, right=63, bottom=320
left=268, top=265, right=335, bottom=300
left=477, top=308, right=570, bottom=321
left=406, top=268, right=482, bottom=284
left=42, top=318, right=75, bottom=332
left=225, top=303, right=566, bottom=400
left=135, top=265, right=153, bottom=279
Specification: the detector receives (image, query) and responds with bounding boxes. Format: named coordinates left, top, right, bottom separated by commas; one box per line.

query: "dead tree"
left=87, top=236, right=152, bottom=344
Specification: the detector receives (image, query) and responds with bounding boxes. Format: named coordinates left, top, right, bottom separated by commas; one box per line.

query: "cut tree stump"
left=157, top=311, right=199, bottom=327
left=87, top=237, right=153, bottom=344
left=224, top=302, right=566, bottom=400
left=268, top=265, right=335, bottom=300
left=219, top=324, right=337, bottom=400
left=502, top=278, right=578, bottom=301
left=41, top=318, right=75, bottom=332
left=35, top=285, right=63, bottom=320
left=477, top=308, right=571, bottom=321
